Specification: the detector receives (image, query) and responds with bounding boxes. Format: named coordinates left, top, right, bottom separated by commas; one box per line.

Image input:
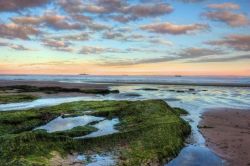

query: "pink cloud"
left=11, top=12, right=84, bottom=30
left=207, top=2, right=240, bottom=10
left=0, top=40, right=31, bottom=51
left=203, top=11, right=249, bottom=27
left=42, top=39, right=74, bottom=52
left=0, top=0, right=49, bottom=12
left=124, top=3, right=173, bottom=18
left=79, top=46, right=120, bottom=54
left=0, top=23, right=39, bottom=39
left=141, top=22, right=209, bottom=35
left=206, top=35, right=250, bottom=51
left=59, top=0, right=173, bottom=22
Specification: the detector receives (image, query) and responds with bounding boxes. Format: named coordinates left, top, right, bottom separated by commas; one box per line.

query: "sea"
left=0, top=75, right=250, bottom=86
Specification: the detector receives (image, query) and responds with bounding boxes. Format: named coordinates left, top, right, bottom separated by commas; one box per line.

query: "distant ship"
left=174, top=75, right=182, bottom=77
left=79, top=74, right=89, bottom=75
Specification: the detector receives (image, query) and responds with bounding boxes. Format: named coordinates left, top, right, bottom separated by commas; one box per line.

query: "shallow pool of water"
left=76, top=153, right=115, bottom=166
left=76, top=118, right=119, bottom=139
left=35, top=115, right=104, bottom=132
left=0, top=96, right=104, bottom=112
left=166, top=145, right=225, bottom=166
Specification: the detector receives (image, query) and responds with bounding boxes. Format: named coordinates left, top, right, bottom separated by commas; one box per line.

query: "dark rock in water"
left=176, top=90, right=185, bottom=93
left=0, top=85, right=119, bottom=95
left=123, top=93, right=141, bottom=97
left=197, top=125, right=214, bottom=129
left=202, top=90, right=208, bottom=91
left=136, top=88, right=159, bottom=91
left=187, top=118, right=194, bottom=123
left=88, top=120, right=103, bottom=126
left=164, top=98, right=181, bottom=102
left=161, top=89, right=175, bottom=92
left=109, top=90, right=120, bottom=94
left=188, top=88, right=195, bottom=91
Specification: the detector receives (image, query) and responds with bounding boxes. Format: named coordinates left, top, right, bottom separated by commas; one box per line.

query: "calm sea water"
left=0, top=75, right=250, bottom=86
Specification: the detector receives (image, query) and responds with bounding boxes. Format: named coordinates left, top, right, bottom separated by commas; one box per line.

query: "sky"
left=0, top=0, right=250, bottom=76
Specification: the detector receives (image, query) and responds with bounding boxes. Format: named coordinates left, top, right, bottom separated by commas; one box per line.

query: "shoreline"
left=0, top=80, right=112, bottom=89
left=0, top=80, right=117, bottom=104
left=97, top=81, right=250, bottom=88
left=199, top=108, right=250, bottom=166
left=0, top=80, right=250, bottom=88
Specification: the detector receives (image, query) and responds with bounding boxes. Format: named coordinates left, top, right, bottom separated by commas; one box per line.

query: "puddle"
left=75, top=153, right=115, bottom=166
left=166, top=145, right=225, bottom=166
left=35, top=115, right=104, bottom=132
left=35, top=115, right=120, bottom=139
left=75, top=118, right=119, bottom=139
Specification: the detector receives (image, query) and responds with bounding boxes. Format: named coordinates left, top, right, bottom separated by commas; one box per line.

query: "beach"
left=1, top=0, right=250, bottom=164
left=200, top=108, right=250, bottom=166
left=0, top=77, right=249, bottom=165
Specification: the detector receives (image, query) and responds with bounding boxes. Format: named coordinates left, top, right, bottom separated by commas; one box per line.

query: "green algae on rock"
left=0, top=94, right=38, bottom=104
left=0, top=100, right=190, bottom=166
left=173, top=107, right=189, bottom=116
left=0, top=85, right=119, bottom=95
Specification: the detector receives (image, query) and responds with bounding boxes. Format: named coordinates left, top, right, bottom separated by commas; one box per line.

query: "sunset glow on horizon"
left=0, top=0, right=250, bottom=76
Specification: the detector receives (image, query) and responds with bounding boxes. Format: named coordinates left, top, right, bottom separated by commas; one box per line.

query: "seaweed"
left=0, top=100, right=190, bottom=166
left=0, top=94, right=38, bottom=104
left=0, top=85, right=119, bottom=95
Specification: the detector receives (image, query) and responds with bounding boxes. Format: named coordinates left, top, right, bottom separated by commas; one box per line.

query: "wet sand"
left=200, top=108, right=250, bottom=166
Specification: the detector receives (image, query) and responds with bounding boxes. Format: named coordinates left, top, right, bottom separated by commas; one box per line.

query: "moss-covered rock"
left=0, top=94, right=38, bottom=104
left=173, top=107, right=189, bottom=116
left=0, top=85, right=119, bottom=95
left=0, top=100, right=190, bottom=166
